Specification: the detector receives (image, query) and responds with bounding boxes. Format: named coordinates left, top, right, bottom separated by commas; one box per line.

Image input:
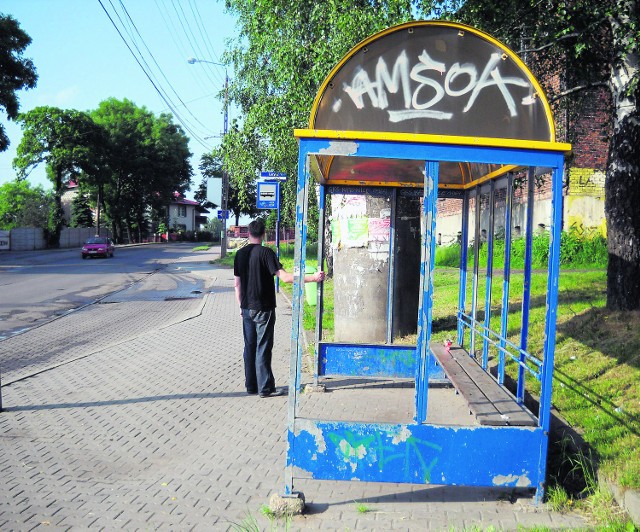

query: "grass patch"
left=192, top=244, right=212, bottom=251
left=354, top=500, right=373, bottom=514
left=435, top=229, right=608, bottom=270
left=430, top=268, right=640, bottom=491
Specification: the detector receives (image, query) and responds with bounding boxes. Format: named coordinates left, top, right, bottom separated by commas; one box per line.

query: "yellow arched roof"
left=296, top=21, right=570, bottom=188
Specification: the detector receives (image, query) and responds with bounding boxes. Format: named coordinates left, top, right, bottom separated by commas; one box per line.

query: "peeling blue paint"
left=289, top=420, right=541, bottom=487
left=319, top=343, right=445, bottom=380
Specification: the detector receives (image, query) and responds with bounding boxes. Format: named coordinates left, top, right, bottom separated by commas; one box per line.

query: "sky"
left=0, top=0, right=238, bottom=200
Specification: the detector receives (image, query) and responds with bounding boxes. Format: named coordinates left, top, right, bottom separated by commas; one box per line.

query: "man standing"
left=233, top=219, right=325, bottom=398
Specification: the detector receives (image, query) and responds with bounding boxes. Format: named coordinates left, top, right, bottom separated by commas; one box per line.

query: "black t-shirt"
left=233, top=244, right=283, bottom=311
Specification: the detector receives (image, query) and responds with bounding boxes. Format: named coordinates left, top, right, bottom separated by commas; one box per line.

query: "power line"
left=97, top=0, right=213, bottom=150
left=116, top=0, right=213, bottom=133
left=170, top=0, right=225, bottom=87
left=153, top=0, right=215, bottom=97
left=189, top=0, right=224, bottom=69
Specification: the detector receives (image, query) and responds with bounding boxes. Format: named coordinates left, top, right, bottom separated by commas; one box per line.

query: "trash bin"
left=305, top=266, right=317, bottom=306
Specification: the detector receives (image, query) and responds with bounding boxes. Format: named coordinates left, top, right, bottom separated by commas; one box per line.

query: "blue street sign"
left=260, top=171, right=287, bottom=181
left=257, top=181, right=279, bottom=209
left=217, top=209, right=230, bottom=219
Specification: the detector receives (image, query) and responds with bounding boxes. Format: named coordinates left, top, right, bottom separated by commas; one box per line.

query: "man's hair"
left=248, top=219, right=266, bottom=238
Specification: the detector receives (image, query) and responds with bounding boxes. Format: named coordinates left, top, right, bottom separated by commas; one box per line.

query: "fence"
left=1, top=227, right=112, bottom=251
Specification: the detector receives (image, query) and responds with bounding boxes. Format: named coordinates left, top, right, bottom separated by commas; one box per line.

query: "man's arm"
left=276, top=269, right=325, bottom=284
left=234, top=276, right=242, bottom=314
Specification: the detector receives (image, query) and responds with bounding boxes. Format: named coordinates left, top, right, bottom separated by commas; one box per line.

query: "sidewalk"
left=0, top=261, right=590, bottom=530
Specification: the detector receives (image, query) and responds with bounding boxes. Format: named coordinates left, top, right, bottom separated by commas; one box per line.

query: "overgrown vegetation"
left=435, top=229, right=608, bottom=270
left=426, top=265, right=640, bottom=495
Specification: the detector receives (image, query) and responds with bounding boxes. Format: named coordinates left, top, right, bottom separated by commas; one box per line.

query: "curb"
left=600, top=474, right=640, bottom=526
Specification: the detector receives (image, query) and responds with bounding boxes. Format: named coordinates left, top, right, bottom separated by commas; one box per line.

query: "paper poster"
left=368, top=217, right=391, bottom=242
left=332, top=193, right=366, bottom=218
left=330, top=219, right=342, bottom=248
left=341, top=217, right=369, bottom=247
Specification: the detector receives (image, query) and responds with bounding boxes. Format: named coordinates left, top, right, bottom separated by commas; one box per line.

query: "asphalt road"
left=0, top=243, right=216, bottom=340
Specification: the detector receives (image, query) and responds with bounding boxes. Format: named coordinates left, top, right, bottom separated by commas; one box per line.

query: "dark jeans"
left=241, top=308, right=276, bottom=394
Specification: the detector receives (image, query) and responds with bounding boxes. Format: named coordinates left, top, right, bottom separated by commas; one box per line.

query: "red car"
left=81, top=236, right=115, bottom=259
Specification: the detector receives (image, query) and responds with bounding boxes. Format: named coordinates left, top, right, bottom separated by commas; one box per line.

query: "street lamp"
left=187, top=57, right=230, bottom=258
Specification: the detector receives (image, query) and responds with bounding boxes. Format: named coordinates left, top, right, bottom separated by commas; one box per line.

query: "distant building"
left=436, top=81, right=610, bottom=245
left=167, top=194, right=209, bottom=233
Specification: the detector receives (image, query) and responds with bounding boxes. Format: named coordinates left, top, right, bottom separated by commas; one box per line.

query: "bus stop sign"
left=257, top=181, right=279, bottom=209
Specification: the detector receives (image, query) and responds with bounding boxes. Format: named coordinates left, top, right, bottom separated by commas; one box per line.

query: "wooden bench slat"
left=430, top=342, right=537, bottom=427
left=430, top=343, right=505, bottom=425
left=448, top=346, right=537, bottom=426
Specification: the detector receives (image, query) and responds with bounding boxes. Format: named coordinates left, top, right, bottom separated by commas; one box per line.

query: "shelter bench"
left=430, top=342, right=537, bottom=427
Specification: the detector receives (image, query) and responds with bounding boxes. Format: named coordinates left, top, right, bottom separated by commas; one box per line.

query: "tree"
left=0, top=14, right=37, bottom=152
left=13, top=107, right=104, bottom=245
left=444, top=0, right=639, bottom=310
left=0, top=180, right=51, bottom=229
left=70, top=190, right=94, bottom=228
left=90, top=99, right=192, bottom=243
left=222, top=0, right=416, bottom=228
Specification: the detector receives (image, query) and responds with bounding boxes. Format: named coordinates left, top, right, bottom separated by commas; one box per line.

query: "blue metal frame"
left=318, top=342, right=446, bottom=381
left=386, top=188, right=398, bottom=343
left=415, top=161, right=439, bottom=423
left=482, top=181, right=496, bottom=369
left=285, top=147, right=311, bottom=495
left=290, top=420, right=544, bottom=487
left=287, top=135, right=565, bottom=503
left=518, top=169, right=536, bottom=402
left=314, top=184, right=326, bottom=385
left=457, top=194, right=470, bottom=347
left=539, top=166, right=564, bottom=433
left=470, top=187, right=481, bottom=357
left=498, top=174, right=514, bottom=385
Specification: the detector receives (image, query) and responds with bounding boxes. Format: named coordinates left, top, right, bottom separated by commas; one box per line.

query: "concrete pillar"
left=331, top=188, right=422, bottom=343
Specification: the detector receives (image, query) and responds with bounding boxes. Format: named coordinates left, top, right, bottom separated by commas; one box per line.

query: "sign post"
left=258, top=173, right=286, bottom=292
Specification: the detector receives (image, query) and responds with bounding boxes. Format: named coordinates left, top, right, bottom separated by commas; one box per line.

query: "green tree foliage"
left=0, top=14, right=37, bottom=152
left=70, top=190, right=94, bottom=228
left=221, top=0, right=417, bottom=228
left=13, top=107, right=104, bottom=245
left=0, top=180, right=51, bottom=229
left=90, top=98, right=192, bottom=243
left=441, top=0, right=639, bottom=310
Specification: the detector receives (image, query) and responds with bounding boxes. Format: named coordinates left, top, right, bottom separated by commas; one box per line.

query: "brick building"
left=436, top=79, right=611, bottom=244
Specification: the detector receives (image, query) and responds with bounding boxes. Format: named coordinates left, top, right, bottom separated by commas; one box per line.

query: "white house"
left=167, top=195, right=209, bottom=232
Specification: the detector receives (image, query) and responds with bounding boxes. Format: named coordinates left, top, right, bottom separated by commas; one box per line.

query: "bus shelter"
left=284, top=21, right=571, bottom=504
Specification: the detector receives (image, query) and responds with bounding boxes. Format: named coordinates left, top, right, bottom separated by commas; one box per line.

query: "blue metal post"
left=498, top=173, right=514, bottom=385
left=285, top=143, right=311, bottom=495
left=276, top=182, right=281, bottom=293
left=314, top=184, right=326, bottom=385
left=415, top=161, right=439, bottom=423
left=537, top=162, right=565, bottom=503
left=457, top=194, right=470, bottom=346
left=386, top=188, right=397, bottom=343
left=482, top=181, right=496, bottom=369
left=518, top=168, right=535, bottom=402
left=470, top=188, right=481, bottom=357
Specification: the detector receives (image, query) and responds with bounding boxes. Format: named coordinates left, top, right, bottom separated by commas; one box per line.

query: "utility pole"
left=221, top=72, right=229, bottom=258
left=187, top=57, right=230, bottom=258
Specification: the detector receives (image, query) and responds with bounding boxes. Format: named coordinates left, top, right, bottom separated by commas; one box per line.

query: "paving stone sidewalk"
left=0, top=263, right=590, bottom=531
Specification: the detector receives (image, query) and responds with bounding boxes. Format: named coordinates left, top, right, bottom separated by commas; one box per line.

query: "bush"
left=435, top=230, right=607, bottom=270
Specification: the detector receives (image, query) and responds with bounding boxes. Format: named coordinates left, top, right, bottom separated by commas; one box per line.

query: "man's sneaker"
left=259, top=388, right=286, bottom=398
